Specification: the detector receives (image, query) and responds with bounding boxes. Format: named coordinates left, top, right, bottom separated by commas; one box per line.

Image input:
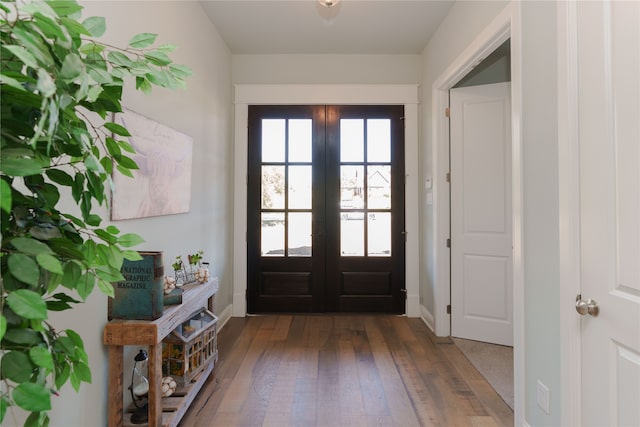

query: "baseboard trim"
left=420, top=304, right=436, bottom=333
left=216, top=304, right=233, bottom=331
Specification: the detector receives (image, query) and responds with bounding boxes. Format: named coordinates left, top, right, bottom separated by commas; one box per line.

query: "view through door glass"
left=247, top=105, right=405, bottom=313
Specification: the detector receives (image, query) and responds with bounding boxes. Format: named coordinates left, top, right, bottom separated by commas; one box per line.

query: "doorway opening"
left=247, top=105, right=406, bottom=314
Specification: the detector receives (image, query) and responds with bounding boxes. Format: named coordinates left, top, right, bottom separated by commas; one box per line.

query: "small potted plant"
left=189, top=250, right=210, bottom=284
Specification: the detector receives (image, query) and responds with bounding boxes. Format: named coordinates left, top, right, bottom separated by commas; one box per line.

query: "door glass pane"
left=261, top=212, right=284, bottom=256
left=261, top=166, right=285, bottom=209
left=340, top=165, right=364, bottom=211
left=340, top=119, right=364, bottom=162
left=288, top=166, right=312, bottom=209
left=368, top=212, right=391, bottom=256
left=367, top=119, right=391, bottom=162
left=367, top=165, right=391, bottom=209
left=341, top=216, right=364, bottom=256
left=289, top=119, right=312, bottom=162
left=288, top=212, right=311, bottom=257
left=262, top=119, right=285, bottom=162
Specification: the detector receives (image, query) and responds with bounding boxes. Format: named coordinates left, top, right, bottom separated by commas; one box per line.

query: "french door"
left=247, top=105, right=405, bottom=313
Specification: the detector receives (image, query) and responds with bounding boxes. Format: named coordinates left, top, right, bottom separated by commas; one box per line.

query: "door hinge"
left=446, top=172, right=451, bottom=183
left=446, top=238, right=451, bottom=248
left=401, top=289, right=407, bottom=300
left=446, top=304, right=451, bottom=314
left=445, top=107, right=450, bottom=118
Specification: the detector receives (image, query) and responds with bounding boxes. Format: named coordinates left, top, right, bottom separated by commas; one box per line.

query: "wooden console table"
left=104, top=278, right=219, bottom=427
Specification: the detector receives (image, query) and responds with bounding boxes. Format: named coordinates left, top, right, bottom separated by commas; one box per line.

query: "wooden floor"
left=179, top=315, right=513, bottom=427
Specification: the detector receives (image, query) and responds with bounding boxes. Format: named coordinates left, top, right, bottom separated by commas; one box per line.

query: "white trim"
left=420, top=304, right=436, bottom=334
left=557, top=2, right=582, bottom=426
left=216, top=303, right=234, bottom=332
left=430, top=3, right=524, bottom=426
left=232, top=84, right=421, bottom=318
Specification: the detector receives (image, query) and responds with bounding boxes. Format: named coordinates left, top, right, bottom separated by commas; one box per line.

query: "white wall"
left=421, top=1, right=562, bottom=426
left=420, top=0, right=509, bottom=319
left=233, top=54, right=421, bottom=84
left=8, top=2, right=233, bottom=426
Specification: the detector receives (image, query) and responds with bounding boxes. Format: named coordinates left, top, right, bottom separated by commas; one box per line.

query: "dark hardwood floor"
left=179, top=315, right=514, bottom=427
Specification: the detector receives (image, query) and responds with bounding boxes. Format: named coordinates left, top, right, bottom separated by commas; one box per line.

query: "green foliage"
left=0, top=1, right=192, bottom=424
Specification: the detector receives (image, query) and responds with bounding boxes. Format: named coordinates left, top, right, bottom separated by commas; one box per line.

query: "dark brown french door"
left=247, top=105, right=405, bottom=313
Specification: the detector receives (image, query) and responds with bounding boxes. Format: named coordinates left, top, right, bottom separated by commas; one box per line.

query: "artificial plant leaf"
left=6, top=289, right=48, bottom=320
left=0, top=179, right=11, bottom=214
left=13, top=382, right=51, bottom=412
left=37, top=69, right=56, bottom=98
left=11, top=237, right=55, bottom=255
left=169, top=63, right=193, bottom=78
left=0, top=395, right=6, bottom=424
left=3, top=328, right=42, bottom=345
left=0, top=158, right=42, bottom=176
left=73, top=361, right=92, bottom=383
left=103, top=122, right=131, bottom=137
left=117, top=233, right=144, bottom=248
left=128, top=33, right=157, bottom=49
left=7, top=253, right=40, bottom=287
left=29, top=224, right=63, bottom=241
left=82, top=16, right=106, bottom=37
left=36, top=254, right=64, bottom=275
left=30, top=346, right=54, bottom=370
left=60, top=53, right=83, bottom=82
left=122, top=250, right=143, bottom=261
left=0, top=316, right=6, bottom=343
left=97, top=278, right=115, bottom=297
left=1, top=351, right=34, bottom=382
left=46, top=169, right=74, bottom=186
left=76, top=273, right=95, bottom=300
left=144, top=50, right=171, bottom=66
left=2, top=45, right=39, bottom=69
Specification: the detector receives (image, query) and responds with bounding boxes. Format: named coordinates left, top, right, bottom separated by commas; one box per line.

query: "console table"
left=104, top=278, right=218, bottom=427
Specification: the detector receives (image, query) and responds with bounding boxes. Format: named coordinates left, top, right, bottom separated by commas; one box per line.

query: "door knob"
left=575, top=295, right=599, bottom=317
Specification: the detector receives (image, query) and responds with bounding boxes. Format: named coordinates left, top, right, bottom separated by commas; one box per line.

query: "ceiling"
left=199, top=1, right=455, bottom=55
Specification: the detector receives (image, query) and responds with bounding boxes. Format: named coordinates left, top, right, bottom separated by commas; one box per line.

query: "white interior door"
left=450, top=82, right=512, bottom=346
left=575, top=2, right=640, bottom=425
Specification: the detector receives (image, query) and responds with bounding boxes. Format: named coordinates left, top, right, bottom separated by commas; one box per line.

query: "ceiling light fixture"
left=318, top=0, right=340, bottom=8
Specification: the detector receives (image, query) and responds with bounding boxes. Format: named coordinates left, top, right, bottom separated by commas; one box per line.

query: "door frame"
left=557, top=1, right=583, bottom=425
left=430, top=2, right=524, bottom=425
left=232, top=84, right=420, bottom=317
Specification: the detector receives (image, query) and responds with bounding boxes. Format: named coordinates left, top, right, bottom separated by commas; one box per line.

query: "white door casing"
left=574, top=1, right=640, bottom=425
left=450, top=82, right=513, bottom=347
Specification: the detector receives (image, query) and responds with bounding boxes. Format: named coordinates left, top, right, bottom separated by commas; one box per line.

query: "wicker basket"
left=162, top=308, right=218, bottom=384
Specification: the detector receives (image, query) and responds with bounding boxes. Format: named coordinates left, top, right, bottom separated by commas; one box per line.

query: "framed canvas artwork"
left=111, top=108, right=193, bottom=220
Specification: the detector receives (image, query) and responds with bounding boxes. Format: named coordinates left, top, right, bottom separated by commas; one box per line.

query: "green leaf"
left=62, top=261, right=82, bottom=288
left=0, top=73, right=27, bottom=91
left=116, top=155, right=139, bottom=170
left=117, top=233, right=145, bottom=248
left=1, top=351, right=34, bottom=382
left=104, top=122, right=132, bottom=137
left=37, top=69, right=56, bottom=98
left=30, top=224, right=63, bottom=240
left=76, top=274, right=95, bottom=300
left=0, top=158, right=42, bottom=176
left=79, top=42, right=105, bottom=55
left=128, top=33, right=158, bottom=49
left=60, top=53, right=83, bottom=82
left=11, top=237, right=55, bottom=256
left=0, top=316, right=6, bottom=343
left=169, top=63, right=193, bottom=78
left=13, top=382, right=51, bottom=412
left=82, top=16, right=106, bottom=37
left=94, top=265, right=124, bottom=282
left=0, top=395, right=6, bottom=424
left=74, top=361, right=92, bottom=383
left=6, top=290, right=48, bottom=320
left=144, top=50, right=172, bottom=66
left=106, top=225, right=120, bottom=234
left=135, top=76, right=152, bottom=94
left=36, top=253, right=64, bottom=275
left=118, top=139, right=136, bottom=154
left=3, top=328, right=43, bottom=345
left=48, top=1, right=84, bottom=17
left=46, top=169, right=74, bottom=186
left=106, top=51, right=135, bottom=68
left=123, top=250, right=143, bottom=261
left=0, top=179, right=11, bottom=214
left=3, top=45, right=39, bottom=69
left=7, top=253, right=40, bottom=287
left=30, top=346, right=54, bottom=370
left=97, top=278, right=115, bottom=297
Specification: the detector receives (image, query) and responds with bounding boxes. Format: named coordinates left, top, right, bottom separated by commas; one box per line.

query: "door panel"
left=248, top=105, right=405, bottom=313
left=576, top=1, right=640, bottom=425
left=450, top=82, right=513, bottom=346
left=326, top=105, right=405, bottom=313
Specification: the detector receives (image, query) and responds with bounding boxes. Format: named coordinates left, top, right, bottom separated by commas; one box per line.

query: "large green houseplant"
left=0, top=1, right=191, bottom=425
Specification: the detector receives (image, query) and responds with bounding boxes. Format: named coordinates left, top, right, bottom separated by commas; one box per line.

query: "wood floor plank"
left=179, top=315, right=513, bottom=427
